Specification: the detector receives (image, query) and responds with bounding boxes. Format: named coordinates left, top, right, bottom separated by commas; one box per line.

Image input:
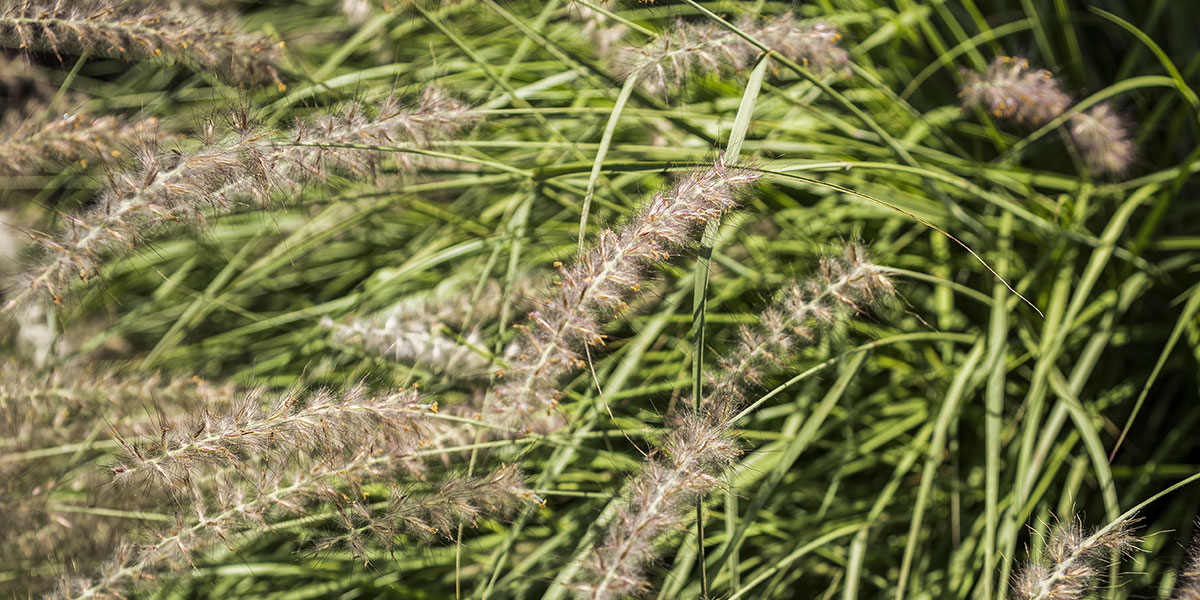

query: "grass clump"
left=1, top=1, right=1200, bottom=599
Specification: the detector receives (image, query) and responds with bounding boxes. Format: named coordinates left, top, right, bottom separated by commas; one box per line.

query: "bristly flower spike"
left=615, top=12, right=850, bottom=95
left=0, top=107, right=166, bottom=176
left=491, top=158, right=759, bottom=432
left=576, top=245, right=893, bottom=599
left=0, top=0, right=285, bottom=87
left=960, top=56, right=1071, bottom=125
left=1069, top=102, right=1136, bottom=176
left=1013, top=517, right=1139, bottom=600
left=3, top=88, right=476, bottom=313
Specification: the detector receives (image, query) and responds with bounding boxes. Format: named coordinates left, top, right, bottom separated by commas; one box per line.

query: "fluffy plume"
left=1175, top=527, right=1200, bottom=600
left=3, top=88, right=476, bottom=313
left=1013, top=518, right=1139, bottom=600
left=1, top=362, right=239, bottom=455
left=60, top=459, right=534, bottom=599
left=326, top=315, right=494, bottom=379
left=576, top=245, right=893, bottom=599
left=341, top=0, right=373, bottom=25
left=707, top=244, right=893, bottom=408
left=108, top=385, right=439, bottom=489
left=0, top=0, right=284, bottom=87
left=575, top=6, right=628, bottom=57
left=960, top=56, right=1071, bottom=125
left=323, top=277, right=539, bottom=382
left=0, top=363, right=240, bottom=596
left=615, top=13, right=850, bottom=95
left=492, top=159, right=759, bottom=432
left=0, top=104, right=165, bottom=176
left=735, top=13, right=850, bottom=75
left=1069, top=102, right=1136, bottom=176
left=49, top=377, right=536, bottom=599
left=576, top=411, right=739, bottom=600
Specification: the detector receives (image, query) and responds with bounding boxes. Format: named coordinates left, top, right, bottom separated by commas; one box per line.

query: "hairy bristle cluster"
left=108, top=385, right=438, bottom=488
left=1013, top=519, right=1138, bottom=600
left=576, top=245, right=892, bottom=599
left=1, top=364, right=241, bottom=460
left=327, top=463, right=536, bottom=551
left=1175, top=529, right=1200, bottom=600
left=325, top=315, right=493, bottom=379
left=3, top=88, right=476, bottom=313
left=709, top=244, right=893, bottom=407
left=0, top=364, right=243, bottom=596
left=322, top=278, right=517, bottom=381
left=62, top=457, right=533, bottom=599
left=0, top=0, right=284, bottom=87
left=615, top=13, right=850, bottom=94
left=1069, top=102, right=1135, bottom=176
left=960, top=56, right=1070, bottom=125
left=48, top=375, right=538, bottom=599
left=0, top=105, right=165, bottom=176
left=492, top=159, right=759, bottom=431
left=735, top=13, right=850, bottom=75
left=576, top=411, right=739, bottom=600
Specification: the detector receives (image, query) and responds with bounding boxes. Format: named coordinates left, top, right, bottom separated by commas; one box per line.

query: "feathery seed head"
left=491, top=159, right=758, bottom=430
left=0, top=105, right=167, bottom=176
left=616, top=13, right=850, bottom=95
left=708, top=244, right=891, bottom=405
left=1175, top=526, right=1200, bottom=600
left=960, top=56, right=1070, bottom=125
left=576, top=413, right=738, bottom=600
left=576, top=6, right=627, bottom=56
left=1013, top=517, right=1139, bottom=600
left=1069, top=102, right=1136, bottom=176
left=3, top=89, right=476, bottom=313
left=616, top=20, right=748, bottom=95
left=0, top=0, right=285, bottom=87
left=108, top=385, right=436, bottom=489
left=737, top=14, right=851, bottom=75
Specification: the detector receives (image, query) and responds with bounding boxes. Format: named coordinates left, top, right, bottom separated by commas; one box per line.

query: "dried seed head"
left=577, top=245, right=891, bottom=600
left=577, top=411, right=739, bottom=600
left=708, top=244, right=892, bottom=408
left=575, top=6, right=628, bottom=56
left=3, top=89, right=476, bottom=313
left=1175, top=525, right=1200, bottom=600
left=615, top=13, right=850, bottom=95
left=492, top=159, right=759, bottom=430
left=960, top=56, right=1070, bottom=125
left=1069, top=102, right=1136, bottom=176
left=1013, top=517, right=1139, bottom=600
left=0, top=104, right=167, bottom=176
left=0, top=0, right=285, bottom=87
left=108, top=385, right=436, bottom=489
left=736, top=14, right=850, bottom=75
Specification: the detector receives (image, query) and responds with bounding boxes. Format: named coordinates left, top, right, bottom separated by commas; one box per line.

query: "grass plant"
left=2, top=1, right=1200, bottom=599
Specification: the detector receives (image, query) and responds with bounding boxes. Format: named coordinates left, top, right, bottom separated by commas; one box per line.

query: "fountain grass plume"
left=1069, top=102, right=1136, bottom=176
left=60, top=458, right=535, bottom=599
left=0, top=0, right=285, bottom=87
left=492, top=158, right=759, bottom=432
left=108, top=384, right=440, bottom=489
left=575, top=245, right=893, bottom=599
left=0, top=103, right=166, bottom=176
left=1175, top=527, right=1200, bottom=600
left=960, top=56, right=1071, bottom=126
left=1013, top=518, right=1139, bottom=600
left=3, top=88, right=476, bottom=313
left=615, top=12, right=850, bottom=95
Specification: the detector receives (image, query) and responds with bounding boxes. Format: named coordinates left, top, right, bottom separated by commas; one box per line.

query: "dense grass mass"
left=1, top=0, right=1199, bottom=598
